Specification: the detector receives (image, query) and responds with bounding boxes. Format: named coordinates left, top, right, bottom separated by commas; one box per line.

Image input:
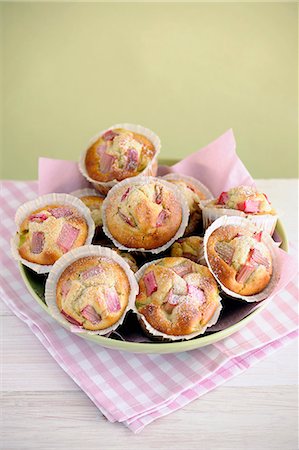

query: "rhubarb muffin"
left=206, top=225, right=273, bottom=296
left=163, top=174, right=212, bottom=235
left=56, top=255, right=131, bottom=331
left=18, top=205, right=89, bottom=265
left=84, top=127, right=157, bottom=183
left=201, top=185, right=277, bottom=235
left=78, top=195, right=104, bottom=228
left=135, top=257, right=221, bottom=338
left=103, top=178, right=189, bottom=251
left=113, top=249, right=138, bottom=273
left=170, top=236, right=206, bottom=265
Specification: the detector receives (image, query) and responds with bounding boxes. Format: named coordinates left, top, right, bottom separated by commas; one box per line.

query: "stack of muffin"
left=12, top=124, right=280, bottom=341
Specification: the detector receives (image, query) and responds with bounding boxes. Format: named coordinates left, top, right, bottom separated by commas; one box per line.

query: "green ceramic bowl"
left=19, top=218, right=287, bottom=354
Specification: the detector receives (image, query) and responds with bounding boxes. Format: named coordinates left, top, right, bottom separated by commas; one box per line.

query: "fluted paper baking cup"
left=200, top=199, right=278, bottom=236
left=102, top=176, right=190, bottom=253
left=78, top=123, right=161, bottom=195
left=203, top=215, right=281, bottom=302
left=133, top=258, right=222, bottom=341
left=11, top=193, right=95, bottom=274
left=44, top=245, right=139, bottom=335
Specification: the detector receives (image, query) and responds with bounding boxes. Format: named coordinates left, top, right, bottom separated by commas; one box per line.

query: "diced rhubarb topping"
left=61, top=280, right=72, bottom=297
left=125, top=148, right=138, bottom=171
left=49, top=207, right=73, bottom=218
left=30, top=231, right=45, bottom=254
left=105, top=288, right=121, bottom=313
left=57, top=223, right=79, bottom=253
left=217, top=191, right=229, bottom=205
left=29, top=213, right=48, bottom=223
left=102, top=130, right=118, bottom=141
left=118, top=211, right=135, bottom=227
left=236, top=264, right=255, bottom=284
left=237, top=200, right=260, bottom=213
left=100, top=152, right=115, bottom=173
left=215, top=241, right=234, bottom=265
left=187, top=284, right=205, bottom=305
left=172, top=262, right=193, bottom=277
left=96, top=143, right=107, bottom=157
left=81, top=266, right=103, bottom=280
left=156, top=210, right=168, bottom=227
left=81, top=305, right=101, bottom=324
left=154, top=185, right=163, bottom=204
left=143, top=271, right=158, bottom=296
left=253, top=231, right=263, bottom=242
left=121, top=187, right=131, bottom=201
left=249, top=248, right=270, bottom=269
left=61, top=310, right=82, bottom=326
left=165, top=289, right=180, bottom=305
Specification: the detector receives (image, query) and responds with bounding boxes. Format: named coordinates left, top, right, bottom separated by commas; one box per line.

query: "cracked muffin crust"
left=103, top=179, right=185, bottom=250
left=56, top=255, right=130, bottom=331
left=206, top=225, right=272, bottom=296
left=136, top=257, right=220, bottom=336
left=170, top=236, right=206, bottom=265
left=85, top=128, right=156, bottom=183
left=18, top=205, right=88, bottom=265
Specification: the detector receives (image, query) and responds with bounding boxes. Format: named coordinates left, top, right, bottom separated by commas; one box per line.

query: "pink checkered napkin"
left=1, top=181, right=298, bottom=433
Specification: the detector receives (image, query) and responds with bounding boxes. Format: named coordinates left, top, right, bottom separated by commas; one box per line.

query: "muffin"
left=163, top=174, right=212, bottom=235
left=206, top=224, right=273, bottom=296
left=18, top=204, right=89, bottom=265
left=114, top=249, right=138, bottom=273
left=56, top=255, right=131, bottom=331
left=80, top=124, right=161, bottom=193
left=170, top=236, right=206, bottom=265
left=72, top=189, right=104, bottom=228
left=103, top=177, right=189, bottom=252
left=135, top=257, right=221, bottom=338
left=201, top=185, right=277, bottom=235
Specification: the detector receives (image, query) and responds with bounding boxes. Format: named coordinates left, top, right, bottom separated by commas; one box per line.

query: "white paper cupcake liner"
left=78, top=123, right=161, bottom=195
left=203, top=215, right=281, bottom=303
left=44, top=245, right=139, bottom=335
left=133, top=258, right=222, bottom=341
left=11, top=193, right=95, bottom=274
left=71, top=188, right=105, bottom=199
left=162, top=173, right=213, bottom=201
left=200, top=199, right=278, bottom=236
left=102, top=176, right=190, bottom=254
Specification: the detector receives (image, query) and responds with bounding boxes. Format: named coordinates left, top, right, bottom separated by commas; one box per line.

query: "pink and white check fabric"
left=1, top=181, right=298, bottom=433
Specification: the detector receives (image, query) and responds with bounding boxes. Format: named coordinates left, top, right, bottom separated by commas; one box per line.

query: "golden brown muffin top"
left=104, top=179, right=184, bottom=250
left=207, top=186, right=276, bottom=215
left=136, top=257, right=220, bottom=336
left=56, top=255, right=130, bottom=331
left=85, top=128, right=156, bottom=182
left=206, top=225, right=272, bottom=296
left=18, top=204, right=88, bottom=265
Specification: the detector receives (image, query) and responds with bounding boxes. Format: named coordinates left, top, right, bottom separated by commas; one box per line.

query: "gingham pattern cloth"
left=1, top=180, right=298, bottom=433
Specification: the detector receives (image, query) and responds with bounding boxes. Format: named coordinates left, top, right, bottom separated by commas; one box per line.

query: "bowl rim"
left=19, top=218, right=287, bottom=354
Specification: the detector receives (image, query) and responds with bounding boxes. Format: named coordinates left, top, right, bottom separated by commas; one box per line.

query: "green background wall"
left=1, top=2, right=298, bottom=180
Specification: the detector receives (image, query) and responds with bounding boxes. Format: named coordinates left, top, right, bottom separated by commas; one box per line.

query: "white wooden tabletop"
left=1, top=179, right=298, bottom=450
